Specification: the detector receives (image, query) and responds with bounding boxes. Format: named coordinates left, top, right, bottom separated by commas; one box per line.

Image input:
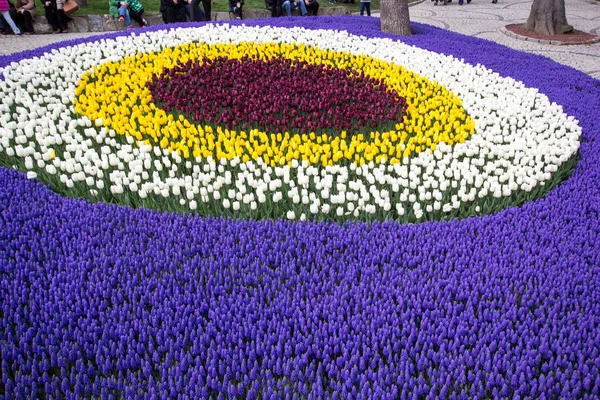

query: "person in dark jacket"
left=304, top=0, right=317, bottom=15
left=229, top=0, right=242, bottom=18
left=41, top=0, right=69, bottom=32
left=269, top=0, right=282, bottom=17
left=160, top=0, right=186, bottom=23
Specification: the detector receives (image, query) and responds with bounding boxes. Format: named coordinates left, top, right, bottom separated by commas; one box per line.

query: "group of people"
left=157, top=0, right=242, bottom=23
left=0, top=0, right=333, bottom=36
left=266, top=0, right=318, bottom=17
left=0, top=0, right=70, bottom=35
left=157, top=0, right=243, bottom=22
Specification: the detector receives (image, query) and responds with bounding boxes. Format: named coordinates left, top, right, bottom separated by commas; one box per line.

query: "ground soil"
left=506, top=23, right=599, bottom=44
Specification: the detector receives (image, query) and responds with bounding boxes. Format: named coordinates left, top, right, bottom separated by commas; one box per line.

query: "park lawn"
left=75, top=0, right=382, bottom=15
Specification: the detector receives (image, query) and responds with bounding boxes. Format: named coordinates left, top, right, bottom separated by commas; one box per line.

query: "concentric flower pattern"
left=0, top=24, right=579, bottom=222
left=0, top=17, right=599, bottom=399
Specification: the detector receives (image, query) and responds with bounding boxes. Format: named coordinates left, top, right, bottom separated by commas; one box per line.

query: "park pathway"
left=1, top=0, right=599, bottom=79
left=377, top=0, right=600, bottom=79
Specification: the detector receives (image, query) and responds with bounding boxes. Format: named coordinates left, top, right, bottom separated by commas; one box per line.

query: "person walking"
left=0, top=0, right=21, bottom=34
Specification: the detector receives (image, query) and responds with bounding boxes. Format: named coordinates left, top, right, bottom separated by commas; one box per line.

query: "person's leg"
left=233, top=5, right=242, bottom=18
left=189, top=0, right=204, bottom=20
left=57, top=9, right=69, bottom=30
left=365, top=2, right=370, bottom=15
left=118, top=5, right=133, bottom=27
left=194, top=4, right=204, bottom=20
left=298, top=0, right=307, bottom=15
left=0, top=10, right=19, bottom=34
left=282, top=0, right=291, bottom=16
left=129, top=8, right=145, bottom=26
left=44, top=6, right=60, bottom=30
left=359, top=1, right=364, bottom=15
left=201, top=0, right=211, bottom=21
left=166, top=7, right=177, bottom=22
left=176, top=5, right=187, bottom=21
left=22, top=10, right=34, bottom=32
left=139, top=9, right=147, bottom=25
left=15, top=11, right=27, bottom=32
left=188, top=0, right=196, bottom=20
left=310, top=1, right=318, bottom=15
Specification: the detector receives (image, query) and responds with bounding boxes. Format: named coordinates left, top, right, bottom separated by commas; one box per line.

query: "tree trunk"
left=380, top=0, right=411, bottom=36
left=524, top=0, right=572, bottom=35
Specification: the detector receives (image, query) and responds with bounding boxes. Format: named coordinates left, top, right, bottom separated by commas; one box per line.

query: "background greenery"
left=76, top=0, right=382, bottom=15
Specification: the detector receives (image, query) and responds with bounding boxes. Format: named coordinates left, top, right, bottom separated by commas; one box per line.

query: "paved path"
left=381, top=0, right=600, bottom=79
left=2, top=0, right=599, bottom=79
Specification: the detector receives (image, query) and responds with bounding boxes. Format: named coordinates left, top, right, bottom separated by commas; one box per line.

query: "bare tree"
left=524, top=0, right=572, bottom=35
left=380, top=0, right=411, bottom=36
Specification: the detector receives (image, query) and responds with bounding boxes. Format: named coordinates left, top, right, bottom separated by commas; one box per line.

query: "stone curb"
left=499, top=25, right=600, bottom=46
left=31, top=6, right=349, bottom=34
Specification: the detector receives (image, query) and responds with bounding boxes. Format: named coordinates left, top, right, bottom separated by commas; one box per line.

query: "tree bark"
left=524, top=0, right=572, bottom=35
left=380, top=0, right=411, bottom=36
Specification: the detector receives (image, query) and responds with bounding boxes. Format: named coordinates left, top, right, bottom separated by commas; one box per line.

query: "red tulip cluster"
left=148, top=56, right=407, bottom=134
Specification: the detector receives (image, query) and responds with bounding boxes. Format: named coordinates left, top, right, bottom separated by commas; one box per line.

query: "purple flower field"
left=1, top=17, right=600, bottom=398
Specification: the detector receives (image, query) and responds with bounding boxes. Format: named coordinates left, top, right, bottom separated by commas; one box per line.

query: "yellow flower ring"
left=74, top=42, right=475, bottom=168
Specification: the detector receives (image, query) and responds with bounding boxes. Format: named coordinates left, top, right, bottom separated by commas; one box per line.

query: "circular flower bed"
left=0, top=24, right=579, bottom=222
left=0, top=17, right=599, bottom=399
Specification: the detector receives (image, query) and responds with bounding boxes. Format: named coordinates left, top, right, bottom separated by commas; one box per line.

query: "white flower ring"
left=0, top=24, right=581, bottom=222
